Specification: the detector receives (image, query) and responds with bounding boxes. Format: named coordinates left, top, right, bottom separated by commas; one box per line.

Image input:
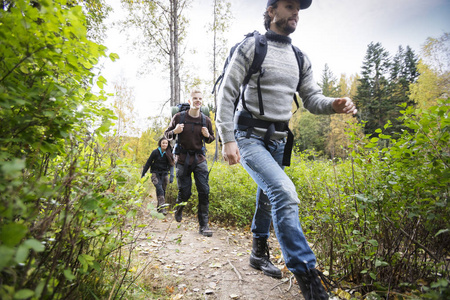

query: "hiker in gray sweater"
left=216, top=0, right=357, bottom=299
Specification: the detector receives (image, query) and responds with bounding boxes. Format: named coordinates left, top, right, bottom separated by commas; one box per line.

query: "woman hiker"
left=141, top=137, right=175, bottom=214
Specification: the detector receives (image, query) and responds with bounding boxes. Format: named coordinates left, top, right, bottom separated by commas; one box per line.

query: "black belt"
left=234, top=112, right=294, bottom=167
left=178, top=147, right=205, bottom=176
left=153, top=171, right=168, bottom=176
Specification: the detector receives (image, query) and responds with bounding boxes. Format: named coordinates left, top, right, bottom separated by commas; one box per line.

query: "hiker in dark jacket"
left=141, top=137, right=175, bottom=214
left=164, top=88, right=215, bottom=237
left=216, top=0, right=357, bottom=299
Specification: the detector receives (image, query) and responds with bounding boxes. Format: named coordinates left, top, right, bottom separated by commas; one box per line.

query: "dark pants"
left=176, top=160, right=210, bottom=226
left=151, top=172, right=169, bottom=197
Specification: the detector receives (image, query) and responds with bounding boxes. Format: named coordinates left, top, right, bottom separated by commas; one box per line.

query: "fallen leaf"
left=336, top=288, right=351, bottom=300
left=166, top=286, right=175, bottom=294
left=209, top=262, right=222, bottom=268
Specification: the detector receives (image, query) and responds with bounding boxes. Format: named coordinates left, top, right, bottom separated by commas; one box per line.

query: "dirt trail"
left=135, top=199, right=306, bottom=300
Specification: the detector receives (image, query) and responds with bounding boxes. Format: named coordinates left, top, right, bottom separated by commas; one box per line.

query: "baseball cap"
left=266, top=0, right=312, bottom=10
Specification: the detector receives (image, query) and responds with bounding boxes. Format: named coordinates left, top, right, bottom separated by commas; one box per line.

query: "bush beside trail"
left=167, top=98, right=450, bottom=299
left=0, top=1, right=448, bottom=297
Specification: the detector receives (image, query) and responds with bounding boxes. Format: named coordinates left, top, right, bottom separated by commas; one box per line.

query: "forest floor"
left=131, top=193, right=311, bottom=300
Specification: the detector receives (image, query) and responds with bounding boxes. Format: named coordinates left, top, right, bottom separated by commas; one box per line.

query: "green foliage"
left=410, top=32, right=450, bottom=110
left=2, top=1, right=446, bottom=299
left=355, top=42, right=420, bottom=137
left=166, top=162, right=256, bottom=228
left=208, top=163, right=256, bottom=227
left=287, top=99, right=449, bottom=297
left=292, top=64, right=359, bottom=159
left=0, top=0, right=108, bottom=161
left=184, top=99, right=449, bottom=298
left=0, top=0, right=157, bottom=298
left=355, top=42, right=392, bottom=135
left=292, top=109, right=331, bottom=154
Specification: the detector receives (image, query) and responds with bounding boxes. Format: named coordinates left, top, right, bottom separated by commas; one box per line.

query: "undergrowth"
left=166, top=99, right=450, bottom=299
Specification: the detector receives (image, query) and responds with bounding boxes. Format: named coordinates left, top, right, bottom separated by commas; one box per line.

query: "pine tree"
left=355, top=42, right=391, bottom=135
left=387, top=46, right=419, bottom=135
left=319, top=64, right=340, bottom=97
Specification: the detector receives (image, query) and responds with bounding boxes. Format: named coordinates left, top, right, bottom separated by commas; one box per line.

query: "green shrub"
left=0, top=1, right=155, bottom=299
left=284, top=99, right=450, bottom=297
left=164, top=98, right=450, bottom=298
left=166, top=162, right=257, bottom=228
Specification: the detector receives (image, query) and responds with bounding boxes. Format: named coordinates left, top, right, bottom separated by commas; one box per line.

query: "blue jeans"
left=235, top=131, right=316, bottom=274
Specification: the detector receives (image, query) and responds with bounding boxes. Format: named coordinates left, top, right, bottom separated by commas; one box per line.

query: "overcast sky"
left=101, top=0, right=450, bottom=126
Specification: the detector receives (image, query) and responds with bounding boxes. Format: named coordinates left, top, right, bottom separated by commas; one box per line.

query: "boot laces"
left=264, top=241, right=271, bottom=259
left=301, top=268, right=331, bottom=300
left=316, top=269, right=333, bottom=291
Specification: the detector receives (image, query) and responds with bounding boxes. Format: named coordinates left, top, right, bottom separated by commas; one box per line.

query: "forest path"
left=134, top=196, right=306, bottom=300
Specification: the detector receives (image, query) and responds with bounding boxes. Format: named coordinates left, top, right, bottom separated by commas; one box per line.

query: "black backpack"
left=212, top=31, right=304, bottom=115
left=171, top=103, right=208, bottom=156
left=171, top=102, right=209, bottom=119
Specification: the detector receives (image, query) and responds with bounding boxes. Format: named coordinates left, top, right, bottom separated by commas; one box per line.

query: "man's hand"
left=332, top=97, right=357, bottom=115
left=201, top=127, right=210, bottom=138
left=223, top=141, right=240, bottom=165
left=173, top=123, right=184, bottom=134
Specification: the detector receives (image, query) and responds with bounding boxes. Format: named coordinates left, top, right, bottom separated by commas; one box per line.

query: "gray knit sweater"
left=216, top=30, right=335, bottom=144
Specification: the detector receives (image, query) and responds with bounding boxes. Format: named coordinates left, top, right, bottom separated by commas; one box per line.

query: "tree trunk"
left=212, top=0, right=218, bottom=108
left=169, top=0, right=175, bottom=106
left=173, top=0, right=181, bottom=105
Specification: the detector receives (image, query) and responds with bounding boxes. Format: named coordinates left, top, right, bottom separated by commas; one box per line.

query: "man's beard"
left=275, top=18, right=296, bottom=35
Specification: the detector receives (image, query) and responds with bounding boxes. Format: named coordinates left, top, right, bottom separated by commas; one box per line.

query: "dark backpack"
left=171, top=103, right=208, bottom=156
left=212, top=31, right=304, bottom=115
left=171, top=102, right=210, bottom=119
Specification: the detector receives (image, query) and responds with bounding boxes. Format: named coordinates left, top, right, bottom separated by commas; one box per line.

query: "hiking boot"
left=249, top=237, right=282, bottom=279
left=174, top=203, right=184, bottom=222
left=197, top=203, right=212, bottom=236
left=294, top=268, right=329, bottom=300
left=199, top=225, right=213, bottom=237
left=157, top=196, right=167, bottom=215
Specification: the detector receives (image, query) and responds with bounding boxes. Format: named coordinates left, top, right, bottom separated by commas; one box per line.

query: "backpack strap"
left=292, top=45, right=304, bottom=113
left=179, top=110, right=186, bottom=124
left=201, top=113, right=206, bottom=128
left=175, top=111, right=186, bottom=146
left=175, top=111, right=207, bottom=150
left=241, top=31, right=268, bottom=116
left=212, top=32, right=254, bottom=95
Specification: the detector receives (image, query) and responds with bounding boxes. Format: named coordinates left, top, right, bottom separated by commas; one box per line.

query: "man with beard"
left=216, top=0, right=357, bottom=299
